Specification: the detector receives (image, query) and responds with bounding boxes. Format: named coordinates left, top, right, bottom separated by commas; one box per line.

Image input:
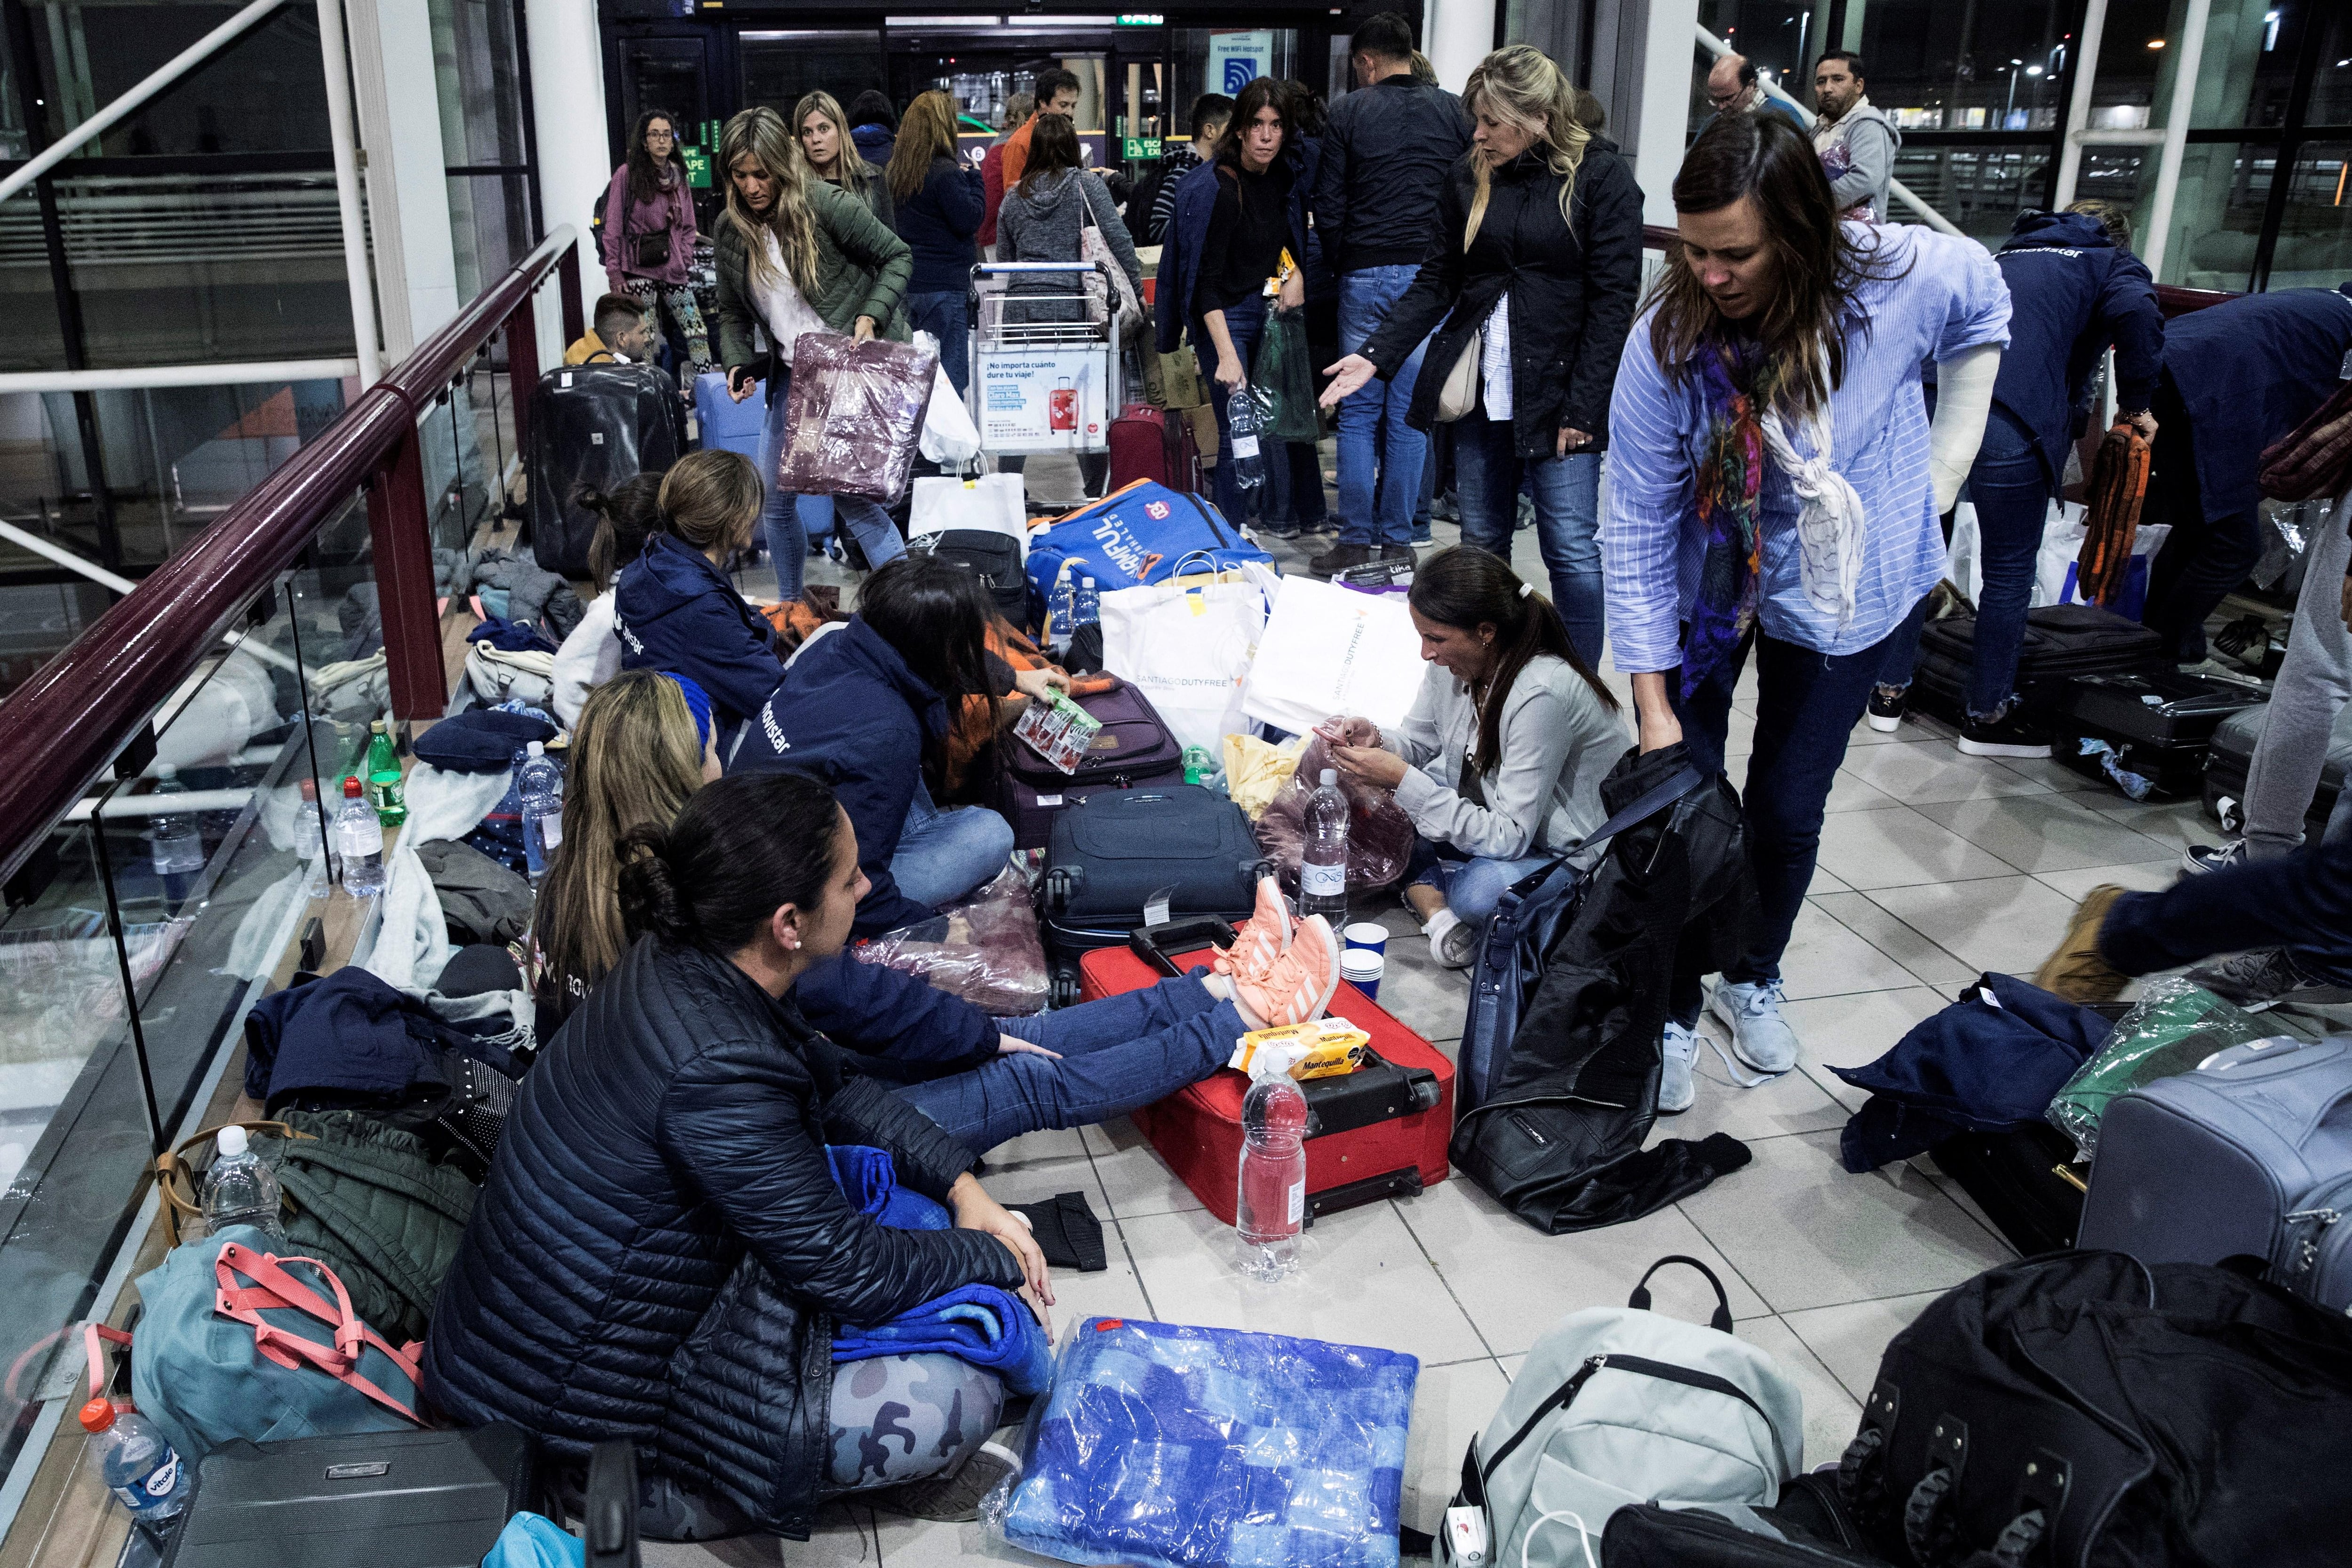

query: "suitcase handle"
left=1130, top=916, right=1236, bottom=976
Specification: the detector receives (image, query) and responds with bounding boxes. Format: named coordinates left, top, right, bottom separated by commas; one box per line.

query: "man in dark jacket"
left=1137, top=92, right=1230, bottom=247
left=612, top=533, right=783, bottom=738
left=2142, top=282, right=2352, bottom=663
left=1312, top=12, right=1473, bottom=576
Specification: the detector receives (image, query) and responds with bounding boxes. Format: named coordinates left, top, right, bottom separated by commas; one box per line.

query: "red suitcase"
left=1106, top=403, right=1203, bottom=494
left=1078, top=938, right=1454, bottom=1224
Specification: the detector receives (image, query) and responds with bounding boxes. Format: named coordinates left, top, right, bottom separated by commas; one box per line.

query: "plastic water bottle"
left=365, top=719, right=406, bottom=825
left=1047, top=567, right=1078, bottom=651
left=148, top=765, right=203, bottom=900
left=1235, top=1076, right=1309, bottom=1279
left=80, top=1400, right=190, bottom=1524
left=202, top=1124, right=286, bottom=1242
left=1300, top=768, right=1350, bottom=920
left=334, top=776, right=386, bottom=895
left=517, top=741, right=564, bottom=883
left=1073, top=576, right=1101, bottom=631
left=1227, top=388, right=1268, bottom=491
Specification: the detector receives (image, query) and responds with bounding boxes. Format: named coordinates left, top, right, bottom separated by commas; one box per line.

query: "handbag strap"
left=1571, top=766, right=1704, bottom=863
left=154, top=1120, right=310, bottom=1242
left=212, top=1243, right=424, bottom=1427
left=84, top=1321, right=134, bottom=1402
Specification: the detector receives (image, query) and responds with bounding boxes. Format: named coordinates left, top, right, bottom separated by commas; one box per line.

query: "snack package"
left=775, top=332, right=938, bottom=504
left=2045, top=977, right=2269, bottom=1160
left=1013, top=691, right=1105, bottom=776
left=1254, top=719, right=1417, bottom=893
left=1230, top=1017, right=1371, bottom=1081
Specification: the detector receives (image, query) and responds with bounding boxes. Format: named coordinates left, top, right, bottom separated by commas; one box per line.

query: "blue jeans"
left=758, top=368, right=905, bottom=601
left=1406, top=836, right=1553, bottom=924
left=1204, top=296, right=1268, bottom=528
left=905, top=289, right=970, bottom=396
left=892, top=974, right=1240, bottom=1151
left=1669, top=614, right=1918, bottom=1020
left=887, top=779, right=1016, bottom=912
left=1335, top=265, right=1430, bottom=548
left=1455, top=417, right=1606, bottom=671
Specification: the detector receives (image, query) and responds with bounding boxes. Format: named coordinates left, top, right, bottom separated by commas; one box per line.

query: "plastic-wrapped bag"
left=1254, top=721, right=1416, bottom=893
left=2046, top=978, right=2269, bottom=1159
left=847, top=866, right=1046, bottom=1016
left=981, top=1316, right=1418, bottom=1568
left=776, top=332, right=938, bottom=504
left=1252, top=306, right=1321, bottom=444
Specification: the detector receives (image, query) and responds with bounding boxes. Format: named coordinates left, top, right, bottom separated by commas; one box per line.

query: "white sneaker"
left=1707, top=979, right=1799, bottom=1076
left=1424, top=909, right=1478, bottom=969
left=1658, top=1022, right=1698, bottom=1115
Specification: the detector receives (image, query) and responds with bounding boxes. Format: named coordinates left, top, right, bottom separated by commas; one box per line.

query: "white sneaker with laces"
left=1424, top=909, right=1478, bottom=969
left=1658, top=1022, right=1698, bottom=1115
left=1707, top=979, right=1799, bottom=1076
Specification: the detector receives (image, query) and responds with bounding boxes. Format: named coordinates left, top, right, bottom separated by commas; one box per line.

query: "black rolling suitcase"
left=1037, top=784, right=1271, bottom=1006
left=1910, top=602, right=2166, bottom=725
left=2048, top=669, right=2267, bottom=796
left=161, top=1424, right=548, bottom=1568
left=525, top=364, right=687, bottom=578
left=2202, top=700, right=2352, bottom=835
left=1929, top=1121, right=2087, bottom=1255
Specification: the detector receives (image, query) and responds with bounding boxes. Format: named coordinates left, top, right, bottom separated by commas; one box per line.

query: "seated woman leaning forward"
left=1328, top=546, right=1628, bottom=969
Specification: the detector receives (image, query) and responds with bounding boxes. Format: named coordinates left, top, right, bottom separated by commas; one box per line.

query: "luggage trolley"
left=967, top=261, right=1126, bottom=479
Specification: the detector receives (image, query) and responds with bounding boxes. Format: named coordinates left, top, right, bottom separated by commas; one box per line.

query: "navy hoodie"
left=732, top=616, right=945, bottom=937
left=612, top=534, right=783, bottom=736
left=1990, top=210, right=2165, bottom=486
left=2163, top=282, right=2352, bottom=521
left=897, top=155, right=986, bottom=294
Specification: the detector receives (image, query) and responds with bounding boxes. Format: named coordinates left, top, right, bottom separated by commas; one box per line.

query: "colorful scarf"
left=1682, top=339, right=1769, bottom=703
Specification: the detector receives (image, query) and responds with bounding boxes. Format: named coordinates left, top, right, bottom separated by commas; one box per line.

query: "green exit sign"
left=681, top=144, right=712, bottom=189
left=1116, top=12, right=1164, bottom=24
left=1123, top=137, right=1163, bottom=160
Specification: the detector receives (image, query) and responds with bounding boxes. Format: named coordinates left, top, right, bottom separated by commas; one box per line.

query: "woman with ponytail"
left=1329, top=547, right=1626, bottom=969
left=1320, top=44, right=1644, bottom=665
left=550, top=475, right=665, bottom=727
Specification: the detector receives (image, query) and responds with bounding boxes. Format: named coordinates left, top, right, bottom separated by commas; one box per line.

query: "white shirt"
left=1481, top=293, right=1514, bottom=421
left=756, top=230, right=829, bottom=365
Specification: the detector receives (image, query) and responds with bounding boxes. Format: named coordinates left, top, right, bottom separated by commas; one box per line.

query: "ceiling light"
left=2147, top=38, right=2166, bottom=48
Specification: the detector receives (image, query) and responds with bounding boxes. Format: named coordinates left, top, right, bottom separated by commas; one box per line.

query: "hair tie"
left=1518, top=582, right=1534, bottom=599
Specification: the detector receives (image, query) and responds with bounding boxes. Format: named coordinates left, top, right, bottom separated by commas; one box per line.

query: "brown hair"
left=2066, top=198, right=2132, bottom=249
left=1017, top=112, right=1083, bottom=198
left=1406, top=547, right=1617, bottom=778
left=578, top=473, right=665, bottom=593
left=656, top=450, right=763, bottom=556
left=889, top=89, right=961, bottom=202
left=1212, top=77, right=1291, bottom=173
left=720, top=107, right=821, bottom=297
left=1644, top=112, right=1902, bottom=416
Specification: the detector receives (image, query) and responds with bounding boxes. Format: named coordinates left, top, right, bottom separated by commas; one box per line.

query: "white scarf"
left=1755, top=352, right=1866, bottom=627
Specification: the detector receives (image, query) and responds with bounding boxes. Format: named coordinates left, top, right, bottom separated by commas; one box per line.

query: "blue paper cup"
left=1340, top=950, right=1383, bottom=1001
left=1341, top=921, right=1390, bottom=960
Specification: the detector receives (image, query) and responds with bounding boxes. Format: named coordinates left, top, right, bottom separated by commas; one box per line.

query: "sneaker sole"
left=1955, top=737, right=2052, bottom=759
left=1655, top=1092, right=1693, bottom=1116
left=1866, top=712, right=1903, bottom=733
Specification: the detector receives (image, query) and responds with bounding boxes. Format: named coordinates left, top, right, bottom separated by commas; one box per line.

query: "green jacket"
left=713, top=178, right=913, bottom=380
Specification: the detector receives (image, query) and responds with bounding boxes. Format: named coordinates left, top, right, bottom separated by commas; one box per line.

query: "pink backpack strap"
left=213, top=1243, right=423, bottom=1428
left=84, top=1322, right=134, bottom=1405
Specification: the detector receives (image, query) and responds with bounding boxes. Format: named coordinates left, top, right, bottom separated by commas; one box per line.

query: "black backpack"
left=1838, top=1251, right=2352, bottom=1568
left=911, top=528, right=1027, bottom=625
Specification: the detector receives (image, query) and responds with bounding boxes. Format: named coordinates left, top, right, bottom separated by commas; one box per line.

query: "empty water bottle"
left=202, top=1123, right=285, bottom=1242
left=80, top=1400, right=190, bottom=1524
left=334, top=776, right=386, bottom=895
left=1235, top=1075, right=1309, bottom=1279
left=1227, top=387, right=1268, bottom=491
left=148, top=765, right=203, bottom=902
left=518, top=741, right=564, bottom=883
left=1300, top=767, right=1350, bottom=920
left=1074, top=576, right=1101, bottom=631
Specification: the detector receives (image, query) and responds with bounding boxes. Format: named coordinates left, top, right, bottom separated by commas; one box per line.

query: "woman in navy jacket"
left=612, top=451, right=783, bottom=736
left=887, top=90, right=986, bottom=395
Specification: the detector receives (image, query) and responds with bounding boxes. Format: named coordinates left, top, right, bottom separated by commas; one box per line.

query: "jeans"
left=1455, top=417, right=1606, bottom=670
left=904, top=289, right=970, bottom=396
left=2244, top=496, right=2352, bottom=858
left=758, top=366, right=904, bottom=601
left=892, top=974, right=1240, bottom=1151
left=1205, top=296, right=1268, bottom=528
left=1668, top=614, right=1919, bottom=1022
left=887, top=779, right=1016, bottom=912
left=2140, top=381, right=2255, bottom=664
left=2101, top=830, right=2352, bottom=985
left=1335, top=265, right=1430, bottom=548
left=1406, top=836, right=1553, bottom=924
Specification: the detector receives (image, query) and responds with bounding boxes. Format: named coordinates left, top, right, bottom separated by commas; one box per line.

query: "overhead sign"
left=1123, top=137, right=1163, bottom=160
left=1116, top=12, right=1164, bottom=23
left=1208, top=30, right=1275, bottom=95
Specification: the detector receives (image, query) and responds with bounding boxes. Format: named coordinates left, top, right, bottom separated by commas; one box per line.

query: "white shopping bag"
left=913, top=333, right=980, bottom=465
left=1944, top=502, right=1981, bottom=606
left=2034, top=501, right=2088, bottom=606
left=1099, top=578, right=1266, bottom=757
left=909, top=473, right=1028, bottom=559
left=1240, top=577, right=1426, bottom=736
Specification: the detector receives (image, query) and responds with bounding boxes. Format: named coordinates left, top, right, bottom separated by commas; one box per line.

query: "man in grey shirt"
left=1811, top=50, right=1900, bottom=222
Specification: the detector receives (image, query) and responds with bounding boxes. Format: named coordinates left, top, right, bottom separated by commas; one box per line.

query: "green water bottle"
left=1182, top=745, right=1213, bottom=786
left=366, top=720, right=407, bottom=827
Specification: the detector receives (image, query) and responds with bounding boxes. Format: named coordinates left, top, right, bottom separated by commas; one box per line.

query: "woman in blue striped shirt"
left=1600, top=115, right=2009, bottom=1117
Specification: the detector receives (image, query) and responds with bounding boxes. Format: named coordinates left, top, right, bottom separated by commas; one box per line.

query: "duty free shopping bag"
left=1240, top=575, right=1428, bottom=736
left=1097, top=570, right=1268, bottom=757
left=909, top=473, right=1027, bottom=556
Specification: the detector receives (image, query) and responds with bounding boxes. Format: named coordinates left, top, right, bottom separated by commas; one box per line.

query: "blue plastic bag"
left=480, top=1513, right=584, bottom=1568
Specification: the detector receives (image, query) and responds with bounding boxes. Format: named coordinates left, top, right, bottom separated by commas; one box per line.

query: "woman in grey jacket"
left=1331, top=547, right=1627, bottom=967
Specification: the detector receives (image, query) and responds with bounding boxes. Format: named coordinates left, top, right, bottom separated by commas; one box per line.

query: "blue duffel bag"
left=1023, top=481, right=1273, bottom=626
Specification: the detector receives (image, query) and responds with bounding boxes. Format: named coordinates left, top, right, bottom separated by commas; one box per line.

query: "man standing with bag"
left=1311, top=12, right=1472, bottom=578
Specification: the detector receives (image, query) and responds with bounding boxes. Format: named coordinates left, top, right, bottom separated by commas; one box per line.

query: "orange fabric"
left=1000, top=117, right=1038, bottom=196
left=946, top=618, right=1065, bottom=792
left=2076, top=423, right=2151, bottom=608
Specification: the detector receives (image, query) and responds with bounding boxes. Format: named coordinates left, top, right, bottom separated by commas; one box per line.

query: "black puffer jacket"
left=1359, top=139, right=1644, bottom=458
left=422, top=936, right=1020, bottom=1535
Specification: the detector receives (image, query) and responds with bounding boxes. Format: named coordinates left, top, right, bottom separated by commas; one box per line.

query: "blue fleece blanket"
left=999, top=1317, right=1417, bottom=1568
left=825, top=1146, right=1052, bottom=1394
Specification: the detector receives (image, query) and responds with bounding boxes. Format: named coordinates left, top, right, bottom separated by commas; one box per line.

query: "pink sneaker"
left=1233, top=916, right=1342, bottom=1029
left=1215, top=878, right=1295, bottom=984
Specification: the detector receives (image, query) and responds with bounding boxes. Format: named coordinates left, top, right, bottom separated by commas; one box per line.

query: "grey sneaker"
left=1707, top=979, right=1799, bottom=1076
left=881, top=1428, right=1024, bottom=1523
left=2184, top=948, right=2326, bottom=1006
left=1658, top=1022, right=1698, bottom=1114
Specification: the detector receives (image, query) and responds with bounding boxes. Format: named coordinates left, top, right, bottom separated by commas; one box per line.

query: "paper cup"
left=1339, top=950, right=1384, bottom=1001
left=1341, top=921, right=1390, bottom=959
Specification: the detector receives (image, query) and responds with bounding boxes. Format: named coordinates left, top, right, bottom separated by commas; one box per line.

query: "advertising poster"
left=976, top=348, right=1109, bottom=454
left=1208, top=30, right=1275, bottom=95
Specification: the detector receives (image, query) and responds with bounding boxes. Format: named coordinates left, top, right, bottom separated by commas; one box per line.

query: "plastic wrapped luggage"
left=2047, top=669, right=2268, bottom=798
left=1023, top=482, right=1272, bottom=619
left=1079, top=930, right=1451, bottom=1221
left=995, top=680, right=1186, bottom=850
left=1907, top=602, right=2166, bottom=726
left=2201, top=698, right=2352, bottom=835
left=775, top=333, right=937, bottom=505
left=525, top=365, right=687, bottom=578
left=691, top=370, right=764, bottom=460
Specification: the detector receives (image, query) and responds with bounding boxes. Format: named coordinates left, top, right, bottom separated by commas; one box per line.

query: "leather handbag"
left=630, top=229, right=669, bottom=270
left=1434, top=327, right=1483, bottom=422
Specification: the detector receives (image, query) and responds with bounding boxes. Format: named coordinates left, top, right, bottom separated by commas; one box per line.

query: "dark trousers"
left=1667, top=611, right=1921, bottom=1022
left=2141, top=382, right=2257, bottom=664
left=2102, top=832, right=2352, bottom=982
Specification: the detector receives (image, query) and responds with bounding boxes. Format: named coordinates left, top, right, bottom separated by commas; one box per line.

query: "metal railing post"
left=506, top=301, right=540, bottom=478
left=558, top=244, right=585, bottom=348
left=366, top=425, right=445, bottom=721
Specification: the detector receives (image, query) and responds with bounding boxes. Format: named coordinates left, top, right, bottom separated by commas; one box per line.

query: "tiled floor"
left=679, top=459, right=2192, bottom=1565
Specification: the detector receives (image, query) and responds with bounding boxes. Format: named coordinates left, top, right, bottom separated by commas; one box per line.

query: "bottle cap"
left=1320, top=768, right=1337, bottom=786
left=1082, top=577, right=1096, bottom=587
left=343, top=776, right=364, bottom=798
left=156, top=764, right=177, bottom=781
left=372, top=719, right=386, bottom=734
left=527, top=741, right=545, bottom=758
left=78, top=1399, right=115, bottom=1434
left=217, top=1125, right=249, bottom=1157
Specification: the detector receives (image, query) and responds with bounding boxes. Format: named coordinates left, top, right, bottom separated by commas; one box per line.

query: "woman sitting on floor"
left=611, top=449, right=784, bottom=739
left=550, top=474, right=664, bottom=728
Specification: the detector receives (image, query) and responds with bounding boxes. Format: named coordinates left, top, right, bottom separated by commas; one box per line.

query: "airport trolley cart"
left=966, top=261, right=1128, bottom=481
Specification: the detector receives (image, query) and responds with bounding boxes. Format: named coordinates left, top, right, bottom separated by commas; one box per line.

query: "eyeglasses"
left=646, top=129, right=675, bottom=142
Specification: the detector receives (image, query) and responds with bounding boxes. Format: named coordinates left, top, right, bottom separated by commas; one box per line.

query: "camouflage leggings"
left=821, top=1353, right=1004, bottom=1493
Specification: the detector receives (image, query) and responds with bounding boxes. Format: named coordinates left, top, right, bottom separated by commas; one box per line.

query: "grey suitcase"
left=2078, top=1034, right=2352, bottom=1310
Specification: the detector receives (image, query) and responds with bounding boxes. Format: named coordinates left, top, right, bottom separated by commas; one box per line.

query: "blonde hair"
left=1461, top=46, right=1590, bottom=250
left=721, top=107, right=821, bottom=297
left=657, top=450, right=763, bottom=556
left=794, top=90, right=870, bottom=195
left=529, top=671, right=709, bottom=1016
left=889, top=89, right=961, bottom=202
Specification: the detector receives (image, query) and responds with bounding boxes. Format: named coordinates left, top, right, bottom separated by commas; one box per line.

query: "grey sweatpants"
left=2245, top=494, right=2352, bottom=860
left=822, top=1352, right=1004, bottom=1493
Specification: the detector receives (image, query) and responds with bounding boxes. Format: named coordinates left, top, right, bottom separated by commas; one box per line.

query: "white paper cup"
left=1339, top=950, right=1384, bottom=1000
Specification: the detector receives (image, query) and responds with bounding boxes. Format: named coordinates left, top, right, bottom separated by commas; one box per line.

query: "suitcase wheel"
left=1406, top=1076, right=1442, bottom=1114
left=1044, top=867, right=1073, bottom=913
left=1049, top=971, right=1080, bottom=1008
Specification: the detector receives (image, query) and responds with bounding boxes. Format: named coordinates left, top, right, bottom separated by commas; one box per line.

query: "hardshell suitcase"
left=2201, top=698, right=2352, bottom=837
left=1078, top=937, right=1452, bottom=1221
left=1910, top=602, right=2166, bottom=725
left=1106, top=403, right=1202, bottom=494
left=2049, top=669, right=2268, bottom=796
left=1039, top=784, right=1271, bottom=1004
left=692, top=370, right=764, bottom=461
left=996, top=680, right=1187, bottom=850
left=2080, top=1033, right=2352, bottom=1310
left=162, top=1423, right=548, bottom=1568
left=526, top=365, right=687, bottom=578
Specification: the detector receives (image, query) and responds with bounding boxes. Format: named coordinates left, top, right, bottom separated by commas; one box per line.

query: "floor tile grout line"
left=1805, top=896, right=1977, bottom=995
left=1081, top=1143, right=1162, bottom=1322
left=1667, top=1197, right=1780, bottom=1323
left=1389, top=1196, right=1505, bottom=1362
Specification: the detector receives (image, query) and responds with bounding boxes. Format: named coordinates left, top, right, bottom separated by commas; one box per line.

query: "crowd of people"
left=439, top=13, right=2352, bottom=1542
